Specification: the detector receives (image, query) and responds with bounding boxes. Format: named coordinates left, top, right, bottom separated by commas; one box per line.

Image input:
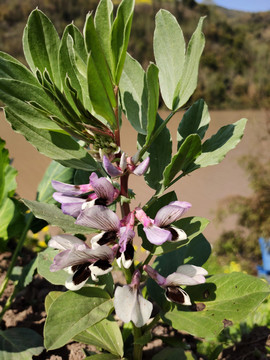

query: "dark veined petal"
left=76, top=205, right=120, bottom=231
left=48, top=234, right=88, bottom=251
left=89, top=172, right=118, bottom=204
left=154, top=201, right=191, bottom=227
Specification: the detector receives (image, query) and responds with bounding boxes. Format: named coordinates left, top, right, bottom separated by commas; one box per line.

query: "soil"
left=1, top=250, right=270, bottom=360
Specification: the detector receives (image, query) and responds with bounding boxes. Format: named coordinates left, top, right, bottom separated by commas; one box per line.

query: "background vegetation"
left=0, top=0, right=270, bottom=109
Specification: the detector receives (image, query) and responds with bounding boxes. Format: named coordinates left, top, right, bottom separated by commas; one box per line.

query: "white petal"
left=65, top=274, right=89, bottom=291
left=176, top=264, right=208, bottom=277
left=48, top=234, right=87, bottom=250
left=165, top=272, right=203, bottom=286
left=167, top=226, right=187, bottom=242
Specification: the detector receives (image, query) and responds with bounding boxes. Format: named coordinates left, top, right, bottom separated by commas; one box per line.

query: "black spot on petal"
left=93, top=259, right=111, bottom=271
left=95, top=198, right=108, bottom=206
left=165, top=286, right=189, bottom=305
left=124, top=243, right=134, bottom=261
left=73, top=263, right=91, bottom=285
left=98, top=231, right=117, bottom=246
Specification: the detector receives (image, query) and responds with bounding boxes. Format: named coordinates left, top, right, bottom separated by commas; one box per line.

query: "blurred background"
left=0, top=0, right=270, bottom=273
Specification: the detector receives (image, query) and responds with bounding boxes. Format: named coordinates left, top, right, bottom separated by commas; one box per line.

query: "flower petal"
left=165, top=272, right=205, bottom=286
left=166, top=226, right=187, bottom=242
left=133, top=157, right=150, bottom=176
left=51, top=180, right=92, bottom=195
left=119, top=227, right=135, bottom=252
left=114, top=286, right=153, bottom=327
left=103, top=155, right=122, bottom=177
left=50, top=246, right=92, bottom=271
left=48, top=234, right=87, bottom=250
left=91, top=231, right=118, bottom=248
left=76, top=205, right=120, bottom=231
left=154, top=201, right=192, bottom=227
left=90, top=173, right=117, bottom=204
left=144, top=225, right=172, bottom=245
left=176, top=264, right=208, bottom=277
left=65, top=263, right=91, bottom=291
left=165, top=286, right=191, bottom=305
left=89, top=260, right=113, bottom=281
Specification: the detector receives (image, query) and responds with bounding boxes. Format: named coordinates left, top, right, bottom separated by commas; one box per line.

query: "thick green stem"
left=0, top=213, right=33, bottom=299
left=133, top=324, right=143, bottom=360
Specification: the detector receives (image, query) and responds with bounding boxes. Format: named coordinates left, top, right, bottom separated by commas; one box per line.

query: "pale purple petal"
left=51, top=180, right=92, bottom=195
left=144, top=225, right=172, bottom=245
left=53, top=193, right=85, bottom=204
left=114, top=286, right=153, bottom=327
left=61, top=202, right=85, bottom=217
left=120, top=152, right=127, bottom=171
left=133, top=157, right=150, bottom=176
left=154, top=201, right=192, bottom=227
left=76, top=205, right=120, bottom=231
left=119, top=226, right=135, bottom=252
left=48, top=234, right=87, bottom=250
left=165, top=272, right=205, bottom=286
left=89, top=173, right=116, bottom=204
left=103, top=155, right=122, bottom=177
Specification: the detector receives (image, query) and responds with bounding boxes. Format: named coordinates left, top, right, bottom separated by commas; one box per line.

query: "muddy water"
left=0, top=109, right=268, bottom=244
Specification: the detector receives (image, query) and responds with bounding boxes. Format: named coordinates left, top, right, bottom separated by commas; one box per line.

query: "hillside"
left=0, top=0, right=269, bottom=109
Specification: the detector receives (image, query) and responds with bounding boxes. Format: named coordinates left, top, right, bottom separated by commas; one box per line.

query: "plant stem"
left=133, top=323, right=143, bottom=360
left=0, top=213, right=33, bottom=299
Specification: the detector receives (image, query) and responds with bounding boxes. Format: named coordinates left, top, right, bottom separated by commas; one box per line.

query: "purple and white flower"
left=76, top=205, right=135, bottom=268
left=144, top=264, right=208, bottom=305
left=135, top=201, right=191, bottom=246
left=48, top=234, right=116, bottom=291
left=103, top=153, right=150, bottom=178
left=52, top=172, right=119, bottom=217
left=114, top=270, right=153, bottom=327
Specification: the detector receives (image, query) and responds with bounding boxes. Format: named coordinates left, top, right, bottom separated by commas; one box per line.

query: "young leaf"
left=94, top=0, right=114, bottom=71
left=146, top=63, right=159, bottom=144
left=162, top=273, right=270, bottom=339
left=138, top=114, right=172, bottom=192
left=23, top=200, right=96, bottom=234
left=153, top=10, right=185, bottom=110
left=0, top=328, right=44, bottom=359
left=111, top=0, right=135, bottom=84
left=162, top=134, right=202, bottom=188
left=85, top=14, right=117, bottom=128
left=74, top=317, right=124, bottom=357
left=177, top=99, right=210, bottom=149
left=44, top=287, right=113, bottom=350
left=174, top=17, right=205, bottom=110
left=187, top=118, right=248, bottom=172
left=5, top=108, right=100, bottom=171
left=23, top=9, right=61, bottom=88
left=120, top=53, right=148, bottom=134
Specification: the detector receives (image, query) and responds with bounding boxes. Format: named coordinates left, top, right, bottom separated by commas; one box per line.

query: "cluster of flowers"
left=49, top=155, right=208, bottom=327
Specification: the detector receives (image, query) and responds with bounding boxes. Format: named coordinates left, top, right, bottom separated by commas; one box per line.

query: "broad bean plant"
left=0, top=0, right=269, bottom=359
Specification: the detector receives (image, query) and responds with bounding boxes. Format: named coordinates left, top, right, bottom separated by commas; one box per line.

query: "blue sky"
left=196, top=0, right=270, bottom=12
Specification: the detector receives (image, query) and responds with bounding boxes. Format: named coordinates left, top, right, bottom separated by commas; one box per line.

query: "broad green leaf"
left=187, top=118, right=248, bottom=172
left=0, top=198, right=15, bottom=242
left=152, top=347, right=186, bottom=360
left=5, top=108, right=100, bottom=171
left=146, top=63, right=159, bottom=144
left=17, top=257, right=37, bottom=290
left=37, top=160, right=75, bottom=203
left=174, top=17, right=205, bottom=110
left=94, top=0, right=114, bottom=71
left=162, top=134, right=202, bottom=188
left=44, top=287, right=113, bottom=350
left=153, top=10, right=185, bottom=110
left=138, top=114, right=172, bottom=192
left=162, top=273, right=270, bottom=339
left=74, top=317, right=124, bottom=357
left=177, top=99, right=210, bottom=149
left=0, top=51, right=39, bottom=86
left=0, top=328, right=43, bottom=360
left=0, top=138, right=17, bottom=202
left=37, top=247, right=68, bottom=285
left=23, top=200, right=96, bottom=234
left=0, top=79, right=62, bottom=130
left=85, top=14, right=116, bottom=128
left=85, top=355, right=122, bottom=360
left=111, top=0, right=135, bottom=84
left=59, top=24, right=89, bottom=109
left=23, top=9, right=61, bottom=88
left=120, top=53, right=147, bottom=134
left=45, top=291, right=64, bottom=313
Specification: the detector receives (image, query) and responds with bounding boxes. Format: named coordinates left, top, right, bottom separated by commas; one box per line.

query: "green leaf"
left=5, top=108, right=100, bottom=171
left=177, top=99, right=210, bottom=149
left=187, top=118, right=248, bottom=172
left=138, top=114, right=172, bottom=192
left=0, top=79, right=62, bottom=131
left=37, top=247, right=68, bottom=285
left=0, top=328, right=43, bottom=359
left=45, top=291, right=64, bottom=313
left=162, top=134, right=202, bottom=188
left=85, top=14, right=116, bottom=128
left=23, top=9, right=61, bottom=88
left=0, top=198, right=18, bottom=243
left=0, top=138, right=17, bottom=202
left=74, top=317, right=124, bottom=357
left=111, top=0, right=134, bottom=84
left=153, top=10, right=185, bottom=110
left=146, top=63, right=159, bottom=144
left=152, top=347, right=186, bottom=360
left=120, top=53, right=147, bottom=134
left=17, top=257, right=37, bottom=290
left=85, top=354, right=122, bottom=360
left=162, top=273, right=270, bottom=339
left=23, top=200, right=96, bottom=234
left=44, top=287, right=113, bottom=350
left=94, top=0, right=114, bottom=71
left=174, top=17, right=205, bottom=110
left=59, top=24, right=89, bottom=110
left=37, top=160, right=75, bottom=203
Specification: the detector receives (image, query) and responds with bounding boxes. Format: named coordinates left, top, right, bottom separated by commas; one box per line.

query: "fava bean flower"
left=103, top=153, right=150, bottom=177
